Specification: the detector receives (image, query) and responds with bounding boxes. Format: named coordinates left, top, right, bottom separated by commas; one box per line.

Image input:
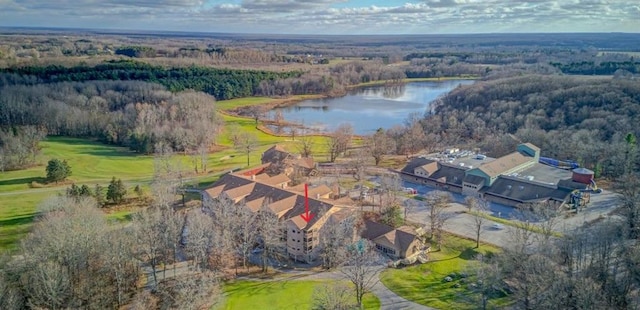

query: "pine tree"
left=46, top=159, right=72, bottom=183
left=94, top=184, right=106, bottom=206
left=79, top=184, right=92, bottom=197
left=107, top=177, right=127, bottom=204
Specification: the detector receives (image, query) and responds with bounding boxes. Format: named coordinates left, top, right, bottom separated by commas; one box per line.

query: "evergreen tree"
left=66, top=183, right=80, bottom=198
left=46, top=159, right=71, bottom=183
left=134, top=184, right=143, bottom=197
left=79, top=184, right=92, bottom=197
left=107, top=177, right=127, bottom=204
left=94, top=184, right=106, bottom=206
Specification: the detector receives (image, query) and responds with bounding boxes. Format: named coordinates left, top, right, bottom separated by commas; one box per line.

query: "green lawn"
left=0, top=115, right=330, bottom=250
left=221, top=280, right=380, bottom=310
left=380, top=235, right=509, bottom=309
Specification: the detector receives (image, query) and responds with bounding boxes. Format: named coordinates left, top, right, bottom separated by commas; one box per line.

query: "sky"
left=0, top=0, right=638, bottom=34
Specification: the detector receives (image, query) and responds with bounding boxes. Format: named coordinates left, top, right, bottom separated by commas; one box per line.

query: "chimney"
left=251, top=174, right=256, bottom=181
left=316, top=193, right=321, bottom=199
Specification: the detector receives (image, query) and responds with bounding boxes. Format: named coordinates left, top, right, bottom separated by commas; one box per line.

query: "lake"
left=268, top=79, right=475, bottom=135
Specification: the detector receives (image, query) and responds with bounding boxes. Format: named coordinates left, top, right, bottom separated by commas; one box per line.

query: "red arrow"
left=301, top=183, right=314, bottom=223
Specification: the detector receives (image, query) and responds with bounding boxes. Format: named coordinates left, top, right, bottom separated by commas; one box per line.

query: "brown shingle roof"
left=478, top=152, right=532, bottom=178
left=361, top=220, right=395, bottom=240
left=267, top=195, right=298, bottom=217
left=262, top=174, right=291, bottom=187
left=245, top=197, right=266, bottom=212
left=224, top=183, right=256, bottom=201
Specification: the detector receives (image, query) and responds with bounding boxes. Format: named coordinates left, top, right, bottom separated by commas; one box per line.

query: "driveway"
left=406, top=201, right=515, bottom=249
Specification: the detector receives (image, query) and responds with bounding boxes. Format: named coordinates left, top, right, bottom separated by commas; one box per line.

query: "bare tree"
left=366, top=128, right=395, bottom=166
left=205, top=197, right=238, bottom=271
left=233, top=207, right=259, bottom=271
left=378, top=174, right=403, bottom=213
left=424, top=191, right=452, bottom=250
left=5, top=196, right=137, bottom=309
left=466, top=197, right=489, bottom=248
left=132, top=206, right=182, bottom=288
left=318, top=212, right=358, bottom=269
left=521, top=201, right=562, bottom=245
left=349, top=147, right=368, bottom=185
left=157, top=271, right=222, bottom=310
left=152, top=143, right=184, bottom=209
left=327, top=123, right=353, bottom=162
left=298, top=130, right=314, bottom=158
left=615, top=173, right=640, bottom=239
left=255, top=204, right=286, bottom=272
left=247, top=105, right=266, bottom=125
left=339, top=240, right=384, bottom=308
left=183, top=211, right=215, bottom=270
left=312, top=282, right=355, bottom=310
left=232, top=132, right=258, bottom=167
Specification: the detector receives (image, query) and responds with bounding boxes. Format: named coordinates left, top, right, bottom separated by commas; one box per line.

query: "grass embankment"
left=380, top=234, right=510, bottom=309
left=221, top=280, right=380, bottom=310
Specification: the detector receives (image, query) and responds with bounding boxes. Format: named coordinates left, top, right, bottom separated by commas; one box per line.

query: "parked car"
left=491, top=223, right=504, bottom=230
left=402, top=187, right=417, bottom=195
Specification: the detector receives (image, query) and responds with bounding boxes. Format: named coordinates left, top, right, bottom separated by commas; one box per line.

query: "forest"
left=408, top=74, right=640, bottom=177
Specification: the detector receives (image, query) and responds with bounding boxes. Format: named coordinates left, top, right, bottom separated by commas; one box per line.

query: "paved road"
left=406, top=201, right=516, bottom=248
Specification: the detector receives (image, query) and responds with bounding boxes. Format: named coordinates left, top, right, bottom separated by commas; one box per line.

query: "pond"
left=268, top=79, right=474, bottom=135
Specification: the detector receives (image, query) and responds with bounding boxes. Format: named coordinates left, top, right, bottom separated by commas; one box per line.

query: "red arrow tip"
left=301, top=212, right=314, bottom=223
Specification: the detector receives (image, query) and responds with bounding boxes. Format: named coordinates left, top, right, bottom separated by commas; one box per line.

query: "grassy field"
left=220, top=280, right=380, bottom=310
left=0, top=109, right=329, bottom=250
left=380, top=235, right=509, bottom=309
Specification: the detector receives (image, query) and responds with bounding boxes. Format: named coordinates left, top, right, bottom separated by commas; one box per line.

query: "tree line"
left=0, top=60, right=300, bottom=100
left=0, top=81, right=220, bottom=160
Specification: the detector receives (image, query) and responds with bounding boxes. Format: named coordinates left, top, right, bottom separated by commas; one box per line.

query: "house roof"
left=261, top=174, right=291, bottom=187
left=224, top=183, right=257, bottom=201
left=283, top=195, right=335, bottom=230
left=557, top=178, right=588, bottom=190
left=361, top=220, right=395, bottom=240
left=375, top=227, right=420, bottom=254
left=463, top=174, right=486, bottom=186
left=429, top=164, right=466, bottom=186
left=417, top=161, right=440, bottom=176
left=262, top=145, right=292, bottom=164
left=204, top=168, right=339, bottom=231
left=478, top=152, right=533, bottom=178
left=401, top=158, right=436, bottom=175
left=204, top=173, right=254, bottom=199
left=520, top=143, right=540, bottom=153
left=363, top=220, right=420, bottom=255
left=483, top=176, right=572, bottom=204
left=291, top=157, right=315, bottom=170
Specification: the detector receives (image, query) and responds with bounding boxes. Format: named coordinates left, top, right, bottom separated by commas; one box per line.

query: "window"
left=307, top=246, right=313, bottom=251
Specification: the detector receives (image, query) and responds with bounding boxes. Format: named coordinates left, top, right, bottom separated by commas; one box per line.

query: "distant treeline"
left=551, top=61, right=640, bottom=75
left=0, top=60, right=300, bottom=100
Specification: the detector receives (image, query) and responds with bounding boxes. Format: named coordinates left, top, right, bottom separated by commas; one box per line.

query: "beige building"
left=202, top=163, right=349, bottom=263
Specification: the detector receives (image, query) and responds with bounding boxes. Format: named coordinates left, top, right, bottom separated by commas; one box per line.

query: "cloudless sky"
left=0, top=0, right=638, bottom=34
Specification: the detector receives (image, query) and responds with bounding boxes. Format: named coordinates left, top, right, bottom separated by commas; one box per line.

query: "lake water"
left=269, top=79, right=474, bottom=135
